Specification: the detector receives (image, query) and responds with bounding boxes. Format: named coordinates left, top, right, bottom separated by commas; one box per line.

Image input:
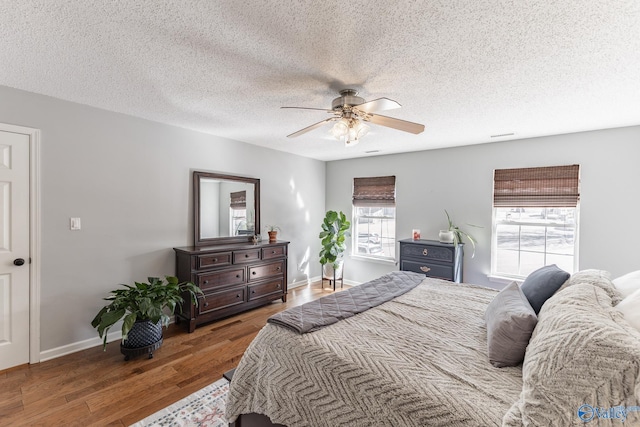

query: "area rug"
left=130, top=377, right=229, bottom=427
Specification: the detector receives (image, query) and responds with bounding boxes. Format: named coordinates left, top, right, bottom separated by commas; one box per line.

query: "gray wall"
left=3, top=82, right=639, bottom=356
left=0, top=85, right=325, bottom=353
left=327, top=126, right=640, bottom=286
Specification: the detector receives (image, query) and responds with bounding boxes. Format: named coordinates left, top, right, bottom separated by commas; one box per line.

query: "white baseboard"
left=40, top=278, right=363, bottom=362
left=39, top=331, right=123, bottom=362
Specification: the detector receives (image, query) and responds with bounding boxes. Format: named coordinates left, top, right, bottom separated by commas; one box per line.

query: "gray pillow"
left=485, top=281, right=538, bottom=368
left=520, top=264, right=569, bottom=314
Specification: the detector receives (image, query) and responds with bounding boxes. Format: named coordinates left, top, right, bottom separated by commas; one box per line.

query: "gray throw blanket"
left=267, top=270, right=425, bottom=333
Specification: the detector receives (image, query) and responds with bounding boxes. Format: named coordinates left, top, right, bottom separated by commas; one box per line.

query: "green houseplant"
left=319, top=210, right=351, bottom=279
left=91, top=276, right=202, bottom=358
left=444, top=210, right=480, bottom=257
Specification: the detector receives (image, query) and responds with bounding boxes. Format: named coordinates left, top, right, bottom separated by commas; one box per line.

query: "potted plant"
left=91, top=276, right=202, bottom=360
left=319, top=210, right=351, bottom=280
left=443, top=210, right=480, bottom=257
left=265, top=225, right=280, bottom=242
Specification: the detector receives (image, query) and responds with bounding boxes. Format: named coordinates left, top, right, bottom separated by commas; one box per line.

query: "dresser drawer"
left=196, top=252, right=231, bottom=269
left=248, top=261, right=285, bottom=281
left=233, top=249, right=261, bottom=264
left=401, top=244, right=454, bottom=263
left=262, top=245, right=286, bottom=260
left=198, top=286, right=246, bottom=315
left=248, top=279, right=284, bottom=301
left=401, top=260, right=453, bottom=281
left=197, top=267, right=245, bottom=290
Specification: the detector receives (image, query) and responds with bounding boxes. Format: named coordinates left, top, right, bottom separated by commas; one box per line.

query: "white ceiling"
left=1, top=1, right=639, bottom=161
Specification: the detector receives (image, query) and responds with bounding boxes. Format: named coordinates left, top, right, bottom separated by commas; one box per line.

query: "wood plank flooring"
left=0, top=283, right=344, bottom=426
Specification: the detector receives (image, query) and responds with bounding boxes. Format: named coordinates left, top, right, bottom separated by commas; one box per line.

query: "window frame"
left=490, top=206, right=580, bottom=279
left=351, top=206, right=396, bottom=263
left=351, top=176, right=397, bottom=263
left=491, top=164, right=581, bottom=279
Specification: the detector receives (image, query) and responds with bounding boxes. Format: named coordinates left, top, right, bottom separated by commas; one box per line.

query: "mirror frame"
left=193, top=171, right=261, bottom=246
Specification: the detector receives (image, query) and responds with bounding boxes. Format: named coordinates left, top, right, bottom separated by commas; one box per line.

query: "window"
left=491, top=165, right=580, bottom=278
left=229, top=191, right=248, bottom=235
left=352, top=176, right=396, bottom=261
left=492, top=165, right=580, bottom=278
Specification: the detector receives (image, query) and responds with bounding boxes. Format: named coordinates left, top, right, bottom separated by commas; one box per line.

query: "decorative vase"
left=120, top=319, right=163, bottom=360
left=268, top=231, right=277, bottom=242
left=439, top=230, right=454, bottom=243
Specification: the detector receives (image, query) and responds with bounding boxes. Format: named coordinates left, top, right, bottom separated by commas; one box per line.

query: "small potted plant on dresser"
left=319, top=210, right=351, bottom=288
left=266, top=225, right=281, bottom=243
left=91, top=276, right=202, bottom=360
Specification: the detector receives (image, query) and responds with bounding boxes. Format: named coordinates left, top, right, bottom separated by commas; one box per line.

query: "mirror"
left=193, top=171, right=260, bottom=246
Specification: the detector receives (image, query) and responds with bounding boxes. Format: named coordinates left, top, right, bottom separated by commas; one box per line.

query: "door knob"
left=14, top=258, right=25, bottom=266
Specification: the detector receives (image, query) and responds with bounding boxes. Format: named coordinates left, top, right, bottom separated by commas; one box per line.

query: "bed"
left=226, top=270, right=640, bottom=426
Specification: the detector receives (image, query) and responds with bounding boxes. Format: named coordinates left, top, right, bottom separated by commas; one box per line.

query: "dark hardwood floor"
left=0, top=282, right=344, bottom=426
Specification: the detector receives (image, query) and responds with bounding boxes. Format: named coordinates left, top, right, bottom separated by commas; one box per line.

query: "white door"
left=0, top=129, right=30, bottom=371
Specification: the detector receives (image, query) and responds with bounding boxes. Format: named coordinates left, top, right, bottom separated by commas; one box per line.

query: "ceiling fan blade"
left=286, top=118, right=335, bottom=138
left=281, top=106, right=335, bottom=113
left=363, top=113, right=425, bottom=134
left=356, top=97, right=401, bottom=113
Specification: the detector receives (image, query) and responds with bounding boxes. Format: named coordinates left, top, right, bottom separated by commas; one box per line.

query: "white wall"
left=326, top=126, right=640, bottom=286
left=0, top=85, right=325, bottom=354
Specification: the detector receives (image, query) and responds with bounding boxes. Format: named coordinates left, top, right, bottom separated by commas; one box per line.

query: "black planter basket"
left=120, top=320, right=163, bottom=361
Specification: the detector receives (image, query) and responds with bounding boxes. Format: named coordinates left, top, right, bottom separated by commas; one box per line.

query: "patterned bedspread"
left=226, top=276, right=523, bottom=426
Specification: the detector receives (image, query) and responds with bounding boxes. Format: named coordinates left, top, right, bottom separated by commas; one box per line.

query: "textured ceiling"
left=1, top=1, right=639, bottom=161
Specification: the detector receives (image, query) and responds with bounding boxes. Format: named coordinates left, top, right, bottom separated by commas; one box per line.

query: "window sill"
left=351, top=254, right=397, bottom=266
left=487, top=274, right=525, bottom=285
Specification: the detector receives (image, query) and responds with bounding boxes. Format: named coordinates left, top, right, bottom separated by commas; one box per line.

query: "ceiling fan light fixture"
left=331, top=119, right=350, bottom=139
left=333, top=118, right=369, bottom=146
left=352, top=120, right=369, bottom=139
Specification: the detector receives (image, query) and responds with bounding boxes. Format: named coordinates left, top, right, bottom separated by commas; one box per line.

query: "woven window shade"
left=353, top=176, right=396, bottom=207
left=230, top=191, right=246, bottom=209
left=493, top=165, right=580, bottom=207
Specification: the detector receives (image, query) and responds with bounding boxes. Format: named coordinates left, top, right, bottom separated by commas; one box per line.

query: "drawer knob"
left=204, top=302, right=209, bottom=307
left=276, top=267, right=281, bottom=271
left=271, top=250, right=276, bottom=254
left=236, top=274, right=240, bottom=278
left=204, top=280, right=209, bottom=284
left=245, top=254, right=249, bottom=258
left=212, top=258, right=217, bottom=262
left=277, top=284, right=281, bottom=289
left=422, top=248, right=428, bottom=256
left=420, top=266, right=431, bottom=273
left=236, top=294, right=241, bottom=298
left=251, top=290, right=255, bottom=294
left=252, top=271, right=257, bottom=275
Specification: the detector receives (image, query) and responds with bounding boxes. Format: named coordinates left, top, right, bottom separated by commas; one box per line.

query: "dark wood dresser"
left=398, top=239, right=463, bottom=283
left=174, top=240, right=289, bottom=332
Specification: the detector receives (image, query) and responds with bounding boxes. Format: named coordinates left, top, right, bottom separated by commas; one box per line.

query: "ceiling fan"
left=282, top=89, right=425, bottom=146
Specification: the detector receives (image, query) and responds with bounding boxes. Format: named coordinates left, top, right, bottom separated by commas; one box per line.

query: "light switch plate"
left=70, top=217, right=81, bottom=230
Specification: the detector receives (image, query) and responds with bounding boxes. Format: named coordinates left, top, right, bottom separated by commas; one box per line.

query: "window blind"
left=493, top=165, right=580, bottom=207
left=230, top=191, right=246, bottom=209
left=353, top=176, right=396, bottom=207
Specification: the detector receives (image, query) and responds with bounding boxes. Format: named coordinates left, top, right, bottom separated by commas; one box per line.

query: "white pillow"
left=612, top=270, right=640, bottom=298
left=616, top=287, right=640, bottom=331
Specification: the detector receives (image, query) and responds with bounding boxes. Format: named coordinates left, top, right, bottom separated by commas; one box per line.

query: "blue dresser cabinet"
left=399, top=239, right=463, bottom=283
